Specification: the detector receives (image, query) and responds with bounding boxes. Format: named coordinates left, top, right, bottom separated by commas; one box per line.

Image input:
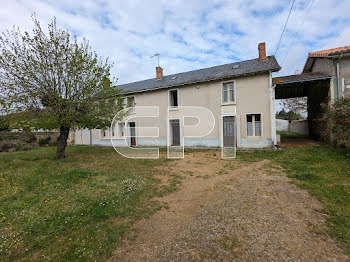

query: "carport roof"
left=272, top=72, right=331, bottom=86
left=273, top=72, right=332, bottom=99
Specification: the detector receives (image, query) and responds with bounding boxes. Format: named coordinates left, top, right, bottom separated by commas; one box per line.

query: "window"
left=126, top=96, right=135, bottom=113
left=169, top=89, right=179, bottom=108
left=118, top=122, right=125, bottom=137
left=112, top=125, right=115, bottom=137
left=222, top=82, right=235, bottom=103
left=247, top=114, right=261, bottom=137
left=101, top=129, right=108, bottom=138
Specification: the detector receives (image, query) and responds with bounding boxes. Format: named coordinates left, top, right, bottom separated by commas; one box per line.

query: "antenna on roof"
left=150, top=53, right=160, bottom=67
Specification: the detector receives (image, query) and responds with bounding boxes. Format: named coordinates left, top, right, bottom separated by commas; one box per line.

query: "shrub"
left=323, top=98, right=350, bottom=148
left=38, top=137, right=51, bottom=146
left=0, top=117, right=10, bottom=131
left=15, top=143, right=22, bottom=151
left=25, top=132, right=37, bottom=143
left=0, top=142, right=14, bottom=152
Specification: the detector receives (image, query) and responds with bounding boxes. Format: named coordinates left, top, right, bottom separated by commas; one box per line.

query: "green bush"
left=25, top=133, right=37, bottom=143
left=0, top=117, right=10, bottom=131
left=38, top=137, right=51, bottom=146
left=0, top=142, right=14, bottom=152
left=323, top=98, right=350, bottom=148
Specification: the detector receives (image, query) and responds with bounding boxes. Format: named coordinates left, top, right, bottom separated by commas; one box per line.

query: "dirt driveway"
left=110, top=151, right=348, bottom=262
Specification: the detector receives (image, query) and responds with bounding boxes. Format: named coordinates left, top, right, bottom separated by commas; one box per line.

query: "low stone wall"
left=0, top=131, right=60, bottom=152
left=276, top=119, right=289, bottom=131
left=289, top=120, right=309, bottom=136
left=276, top=119, right=309, bottom=135
left=34, top=132, right=60, bottom=142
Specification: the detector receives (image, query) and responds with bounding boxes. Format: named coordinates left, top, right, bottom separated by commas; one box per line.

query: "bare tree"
left=280, top=97, right=307, bottom=115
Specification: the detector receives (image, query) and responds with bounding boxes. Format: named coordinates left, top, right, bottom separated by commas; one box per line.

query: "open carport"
left=273, top=72, right=332, bottom=140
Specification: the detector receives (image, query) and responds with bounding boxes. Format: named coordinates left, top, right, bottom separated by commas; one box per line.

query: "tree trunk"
left=56, top=126, right=70, bottom=159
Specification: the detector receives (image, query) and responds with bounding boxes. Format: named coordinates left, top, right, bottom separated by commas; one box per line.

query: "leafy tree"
left=276, top=109, right=303, bottom=121
left=0, top=15, right=124, bottom=158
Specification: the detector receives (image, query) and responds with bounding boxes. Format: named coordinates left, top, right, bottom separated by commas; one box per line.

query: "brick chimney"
left=258, top=42, right=267, bottom=61
left=156, top=66, right=163, bottom=79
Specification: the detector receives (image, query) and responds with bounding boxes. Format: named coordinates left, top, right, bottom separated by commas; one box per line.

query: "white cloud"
left=1, top=0, right=350, bottom=83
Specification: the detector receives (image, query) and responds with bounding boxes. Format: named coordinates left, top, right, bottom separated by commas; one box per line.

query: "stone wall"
left=276, top=119, right=289, bottom=131
left=0, top=131, right=60, bottom=152
left=289, top=120, right=309, bottom=135
left=33, top=132, right=60, bottom=142
left=276, top=119, right=308, bottom=135
left=307, top=80, right=330, bottom=139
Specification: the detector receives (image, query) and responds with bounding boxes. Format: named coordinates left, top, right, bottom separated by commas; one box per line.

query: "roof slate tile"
left=118, top=56, right=280, bottom=94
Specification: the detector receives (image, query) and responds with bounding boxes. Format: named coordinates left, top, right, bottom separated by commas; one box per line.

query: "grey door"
left=170, top=119, right=180, bottom=146
left=223, top=116, right=236, bottom=147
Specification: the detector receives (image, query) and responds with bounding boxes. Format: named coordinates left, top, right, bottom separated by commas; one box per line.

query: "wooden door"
left=129, top=122, right=136, bottom=146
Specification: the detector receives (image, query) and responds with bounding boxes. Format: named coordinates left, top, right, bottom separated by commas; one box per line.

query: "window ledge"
left=169, top=107, right=179, bottom=111
left=221, top=102, right=236, bottom=106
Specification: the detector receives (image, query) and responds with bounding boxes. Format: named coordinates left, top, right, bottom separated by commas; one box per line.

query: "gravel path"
left=109, top=152, right=348, bottom=262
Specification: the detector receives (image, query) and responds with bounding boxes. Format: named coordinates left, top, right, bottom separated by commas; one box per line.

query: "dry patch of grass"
left=236, top=145, right=350, bottom=256
left=217, top=235, right=240, bottom=253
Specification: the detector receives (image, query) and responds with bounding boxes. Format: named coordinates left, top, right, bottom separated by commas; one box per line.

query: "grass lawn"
left=277, top=130, right=309, bottom=139
left=1, top=144, right=350, bottom=260
left=237, top=145, right=350, bottom=255
left=0, top=146, right=177, bottom=261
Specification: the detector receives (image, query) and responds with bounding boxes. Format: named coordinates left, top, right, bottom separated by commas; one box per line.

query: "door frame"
left=220, top=114, right=240, bottom=148
left=167, top=117, right=183, bottom=147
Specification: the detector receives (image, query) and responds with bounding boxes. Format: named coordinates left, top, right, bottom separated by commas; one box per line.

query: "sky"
left=0, top=0, right=349, bottom=86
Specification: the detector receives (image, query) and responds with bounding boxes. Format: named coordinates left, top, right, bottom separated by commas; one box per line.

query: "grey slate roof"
left=272, top=72, right=331, bottom=86
left=119, top=56, right=281, bottom=94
